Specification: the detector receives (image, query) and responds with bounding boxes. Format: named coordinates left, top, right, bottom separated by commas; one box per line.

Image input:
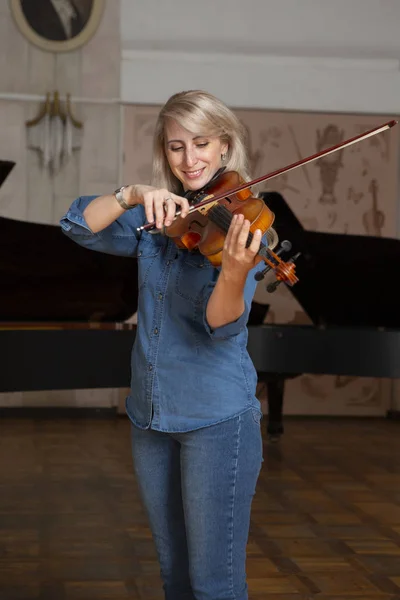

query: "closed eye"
left=169, top=142, right=209, bottom=152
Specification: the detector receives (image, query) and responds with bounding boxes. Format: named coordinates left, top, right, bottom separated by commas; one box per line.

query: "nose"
left=184, top=147, right=198, bottom=168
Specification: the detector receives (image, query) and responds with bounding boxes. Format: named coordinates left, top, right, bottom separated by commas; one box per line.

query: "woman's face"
left=164, top=118, right=228, bottom=191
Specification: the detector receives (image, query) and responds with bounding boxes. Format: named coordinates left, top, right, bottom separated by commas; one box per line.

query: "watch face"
left=114, top=186, right=126, bottom=199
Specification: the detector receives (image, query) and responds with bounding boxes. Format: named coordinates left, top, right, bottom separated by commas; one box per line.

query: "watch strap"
left=114, top=185, right=136, bottom=210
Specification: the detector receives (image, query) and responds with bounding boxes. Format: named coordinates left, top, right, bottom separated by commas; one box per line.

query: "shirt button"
left=158, top=293, right=163, bottom=300
left=148, top=364, right=153, bottom=371
left=167, top=260, right=171, bottom=266
left=154, top=328, right=158, bottom=335
left=138, top=251, right=142, bottom=257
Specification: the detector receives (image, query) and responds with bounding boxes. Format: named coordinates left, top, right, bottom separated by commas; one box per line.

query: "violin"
left=138, top=119, right=397, bottom=293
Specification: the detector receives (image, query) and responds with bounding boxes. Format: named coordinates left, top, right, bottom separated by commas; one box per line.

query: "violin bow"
left=139, top=119, right=397, bottom=232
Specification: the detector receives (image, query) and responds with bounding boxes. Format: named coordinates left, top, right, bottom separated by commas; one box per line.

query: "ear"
left=221, top=143, right=229, bottom=156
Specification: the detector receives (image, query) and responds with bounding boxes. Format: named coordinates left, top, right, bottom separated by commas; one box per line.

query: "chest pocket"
left=175, top=252, right=217, bottom=304
left=137, top=234, right=165, bottom=289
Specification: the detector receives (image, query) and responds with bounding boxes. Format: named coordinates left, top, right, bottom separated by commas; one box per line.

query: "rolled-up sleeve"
left=60, top=195, right=146, bottom=258
left=203, top=303, right=249, bottom=340
left=202, top=261, right=264, bottom=340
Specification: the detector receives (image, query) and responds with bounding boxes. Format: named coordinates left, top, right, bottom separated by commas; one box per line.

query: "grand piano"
left=0, top=160, right=139, bottom=392
left=1, top=159, right=400, bottom=437
left=249, top=190, right=400, bottom=437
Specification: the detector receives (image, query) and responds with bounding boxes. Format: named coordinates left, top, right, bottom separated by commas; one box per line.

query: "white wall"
left=121, top=0, right=400, bottom=57
left=0, top=1, right=121, bottom=225
left=120, top=0, right=400, bottom=114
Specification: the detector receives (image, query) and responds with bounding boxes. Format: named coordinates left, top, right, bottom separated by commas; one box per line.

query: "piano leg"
left=266, top=377, right=285, bottom=442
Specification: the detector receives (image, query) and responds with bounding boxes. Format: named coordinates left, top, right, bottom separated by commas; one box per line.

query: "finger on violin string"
left=228, top=213, right=244, bottom=243
left=232, top=212, right=244, bottom=227
left=224, top=213, right=238, bottom=249
left=248, top=228, right=262, bottom=254
left=236, top=218, right=251, bottom=248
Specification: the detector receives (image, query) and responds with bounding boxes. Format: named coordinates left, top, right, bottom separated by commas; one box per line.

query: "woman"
left=60, top=90, right=265, bottom=600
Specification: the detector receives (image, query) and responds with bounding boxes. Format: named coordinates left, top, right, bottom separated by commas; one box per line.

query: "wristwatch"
left=114, top=185, right=136, bottom=210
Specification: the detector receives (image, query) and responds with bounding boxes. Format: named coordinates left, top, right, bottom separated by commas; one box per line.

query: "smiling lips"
left=184, top=168, right=205, bottom=180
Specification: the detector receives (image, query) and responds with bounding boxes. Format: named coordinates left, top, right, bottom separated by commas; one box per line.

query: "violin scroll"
left=255, top=238, right=300, bottom=293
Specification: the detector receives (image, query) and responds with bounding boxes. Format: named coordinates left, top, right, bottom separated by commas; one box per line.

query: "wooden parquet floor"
left=0, top=416, right=399, bottom=600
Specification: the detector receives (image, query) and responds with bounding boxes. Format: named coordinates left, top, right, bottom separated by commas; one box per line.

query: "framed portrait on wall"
left=9, top=0, right=104, bottom=52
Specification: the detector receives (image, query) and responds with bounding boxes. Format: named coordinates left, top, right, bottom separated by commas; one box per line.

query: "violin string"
left=209, top=205, right=278, bottom=264
left=210, top=205, right=271, bottom=255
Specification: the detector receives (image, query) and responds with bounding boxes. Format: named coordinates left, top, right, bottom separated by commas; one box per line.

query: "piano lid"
left=0, top=161, right=15, bottom=186
left=0, top=160, right=138, bottom=323
left=262, top=191, right=400, bottom=330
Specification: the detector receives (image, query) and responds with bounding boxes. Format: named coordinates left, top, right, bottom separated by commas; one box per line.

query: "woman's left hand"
left=221, top=213, right=262, bottom=282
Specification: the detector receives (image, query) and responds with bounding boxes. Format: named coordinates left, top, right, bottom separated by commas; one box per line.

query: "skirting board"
left=386, top=410, right=400, bottom=420
left=0, top=406, right=119, bottom=419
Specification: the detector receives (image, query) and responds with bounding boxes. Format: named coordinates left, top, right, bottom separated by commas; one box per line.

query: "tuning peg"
left=254, top=240, right=292, bottom=282
left=266, top=280, right=282, bottom=293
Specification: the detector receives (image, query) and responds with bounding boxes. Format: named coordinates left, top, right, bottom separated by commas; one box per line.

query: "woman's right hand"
left=125, top=184, right=190, bottom=229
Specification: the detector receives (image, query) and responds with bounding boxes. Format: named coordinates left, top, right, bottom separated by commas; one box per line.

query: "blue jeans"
left=130, top=408, right=263, bottom=600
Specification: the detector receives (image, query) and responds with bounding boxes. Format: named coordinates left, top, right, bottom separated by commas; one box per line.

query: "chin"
left=185, top=181, right=205, bottom=191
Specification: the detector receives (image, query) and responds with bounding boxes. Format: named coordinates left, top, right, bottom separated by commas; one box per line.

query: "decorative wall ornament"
left=315, top=124, right=345, bottom=205
left=9, top=0, right=104, bottom=52
left=26, top=91, right=83, bottom=173
left=362, top=179, right=385, bottom=237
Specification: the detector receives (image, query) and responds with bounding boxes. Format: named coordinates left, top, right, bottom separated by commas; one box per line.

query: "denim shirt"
left=60, top=196, right=265, bottom=432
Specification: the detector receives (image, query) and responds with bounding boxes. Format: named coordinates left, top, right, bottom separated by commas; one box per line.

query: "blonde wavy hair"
left=151, top=90, right=251, bottom=194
